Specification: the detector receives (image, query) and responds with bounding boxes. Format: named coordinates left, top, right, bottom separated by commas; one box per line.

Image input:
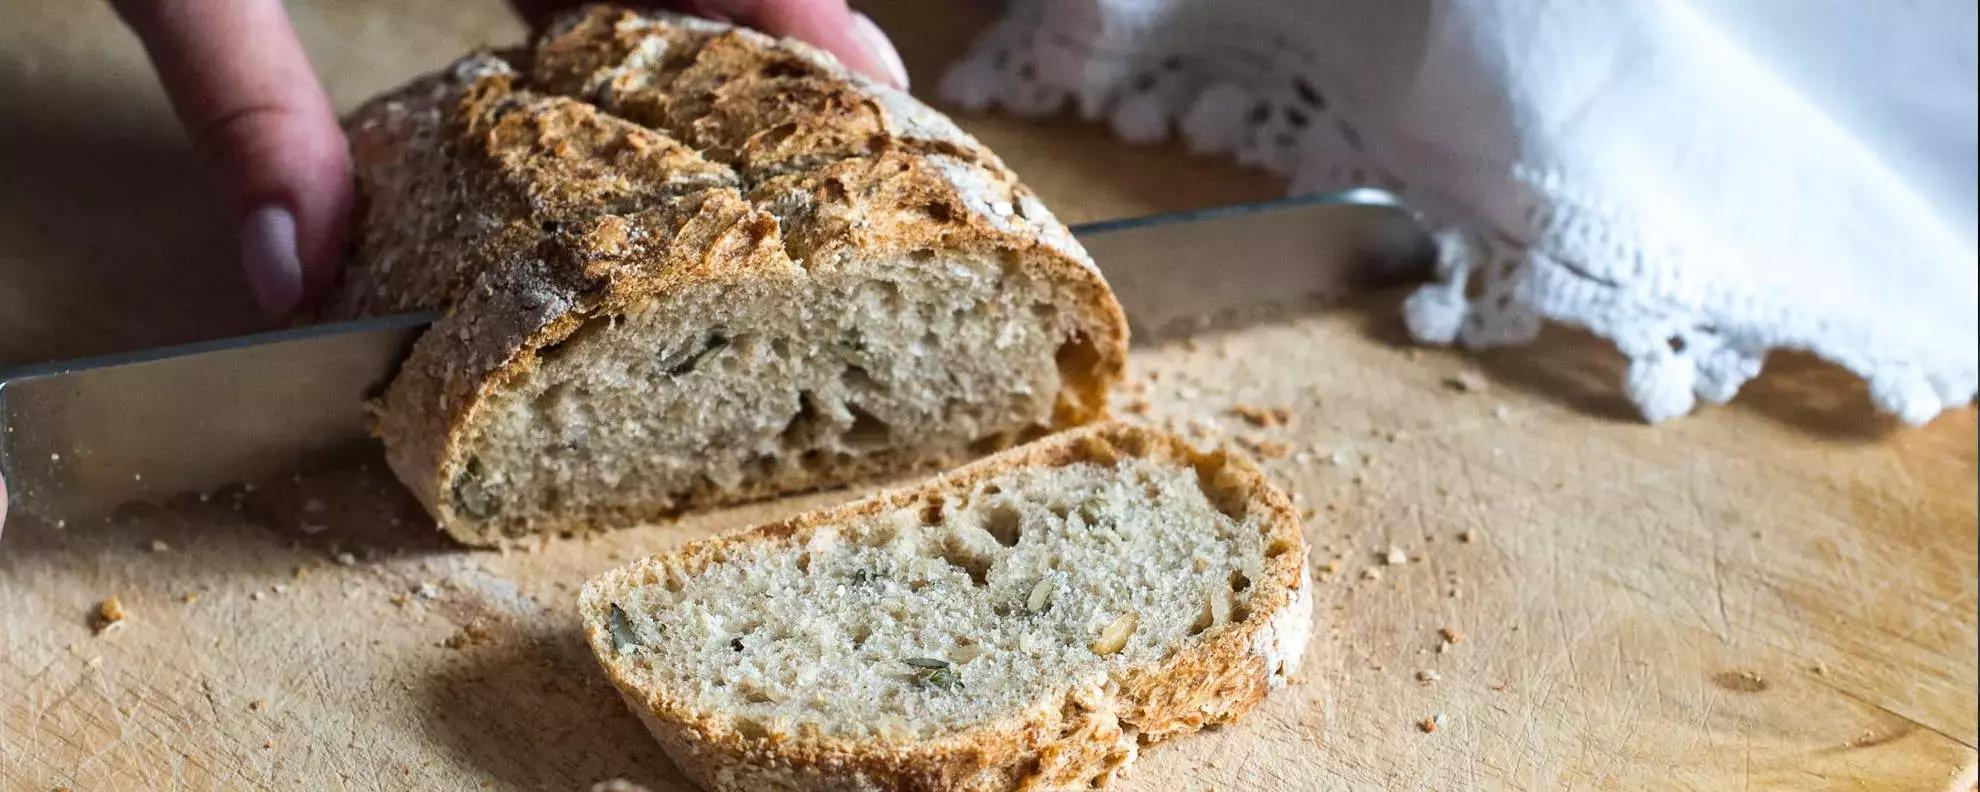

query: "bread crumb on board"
left=1383, top=546, right=1409, bottom=565
left=1228, top=404, right=1292, bottom=427
left=592, top=781, right=655, bottom=792
left=91, top=596, right=127, bottom=634
left=1417, top=669, right=1441, bottom=684
left=1440, top=626, right=1464, bottom=644
left=1444, top=371, right=1489, bottom=393
left=147, top=539, right=171, bottom=553
left=1241, top=437, right=1294, bottom=459
left=443, top=619, right=497, bottom=649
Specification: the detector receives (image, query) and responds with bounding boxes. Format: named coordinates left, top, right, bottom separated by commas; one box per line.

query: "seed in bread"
left=337, top=7, right=1128, bottom=545
left=581, top=422, right=1313, bottom=791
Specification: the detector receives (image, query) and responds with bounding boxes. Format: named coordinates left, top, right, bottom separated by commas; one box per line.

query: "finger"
left=703, top=0, right=908, bottom=88
left=508, top=1, right=908, bottom=89
left=112, top=0, right=353, bottom=318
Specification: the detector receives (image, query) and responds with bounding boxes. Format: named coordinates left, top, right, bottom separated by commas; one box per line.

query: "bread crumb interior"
left=452, top=256, right=1095, bottom=536
left=602, top=457, right=1271, bottom=740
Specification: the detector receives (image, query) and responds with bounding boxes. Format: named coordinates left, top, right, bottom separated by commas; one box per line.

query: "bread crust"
left=338, top=7, right=1128, bottom=544
left=580, top=422, right=1313, bottom=792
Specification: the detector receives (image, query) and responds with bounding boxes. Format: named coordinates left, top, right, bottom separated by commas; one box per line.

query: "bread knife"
left=0, top=190, right=1425, bottom=527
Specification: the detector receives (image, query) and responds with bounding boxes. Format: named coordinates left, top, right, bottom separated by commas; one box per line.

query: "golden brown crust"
left=580, top=423, right=1313, bottom=792
left=340, top=6, right=1128, bottom=544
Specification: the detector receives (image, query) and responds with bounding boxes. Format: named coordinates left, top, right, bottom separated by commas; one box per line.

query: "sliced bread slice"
left=580, top=422, right=1313, bottom=792
left=339, top=8, right=1127, bottom=544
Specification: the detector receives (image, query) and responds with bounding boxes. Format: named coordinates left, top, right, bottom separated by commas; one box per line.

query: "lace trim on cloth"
left=937, top=0, right=1978, bottom=424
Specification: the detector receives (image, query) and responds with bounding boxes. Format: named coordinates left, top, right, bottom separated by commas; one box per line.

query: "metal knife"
left=0, top=190, right=1424, bottom=525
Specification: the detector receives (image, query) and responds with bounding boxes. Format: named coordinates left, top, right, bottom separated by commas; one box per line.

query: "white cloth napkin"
left=939, top=0, right=1978, bottom=424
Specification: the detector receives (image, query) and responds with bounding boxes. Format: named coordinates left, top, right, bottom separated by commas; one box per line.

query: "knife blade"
left=0, top=190, right=1423, bottom=525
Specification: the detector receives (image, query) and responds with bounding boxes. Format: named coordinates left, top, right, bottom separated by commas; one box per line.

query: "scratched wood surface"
left=1, top=2, right=1975, bottom=791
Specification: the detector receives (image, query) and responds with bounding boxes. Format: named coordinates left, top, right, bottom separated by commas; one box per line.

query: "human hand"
left=110, top=0, right=908, bottom=319
left=8, top=2, right=908, bottom=532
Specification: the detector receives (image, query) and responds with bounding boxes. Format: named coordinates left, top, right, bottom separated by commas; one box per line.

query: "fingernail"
left=850, top=12, right=910, bottom=90
left=241, top=204, right=304, bottom=318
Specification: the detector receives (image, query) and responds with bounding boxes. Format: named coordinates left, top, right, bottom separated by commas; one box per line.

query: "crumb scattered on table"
left=1384, top=546, right=1409, bottom=565
left=1229, top=404, right=1292, bottom=427
left=443, top=619, right=497, bottom=649
left=1245, top=438, right=1293, bottom=458
left=147, top=540, right=170, bottom=553
left=334, top=552, right=358, bottom=566
left=1417, top=717, right=1438, bottom=734
left=92, top=596, right=126, bottom=634
left=1417, top=670, right=1441, bottom=683
left=1445, top=371, right=1488, bottom=393
left=591, top=781, right=656, bottom=792
left=1440, top=626, right=1464, bottom=644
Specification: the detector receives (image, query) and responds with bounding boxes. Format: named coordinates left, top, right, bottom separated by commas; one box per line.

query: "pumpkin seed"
left=902, top=657, right=962, bottom=690
left=607, top=603, right=640, bottom=655
left=1077, top=496, right=1107, bottom=524
left=1091, top=612, right=1138, bottom=655
left=664, top=333, right=729, bottom=376
left=452, top=461, right=497, bottom=520
left=1025, top=578, right=1054, bottom=613
left=925, top=666, right=961, bottom=690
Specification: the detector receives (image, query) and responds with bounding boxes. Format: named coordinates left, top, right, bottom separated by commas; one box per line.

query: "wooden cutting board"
left=2, top=2, right=1974, bottom=790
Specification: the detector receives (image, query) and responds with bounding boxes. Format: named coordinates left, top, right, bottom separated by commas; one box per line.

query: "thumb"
left=510, top=1, right=909, bottom=89
left=113, top=0, right=353, bottom=319
left=728, top=1, right=910, bottom=90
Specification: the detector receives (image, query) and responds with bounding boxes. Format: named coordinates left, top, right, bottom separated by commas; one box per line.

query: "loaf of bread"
left=581, top=422, right=1313, bottom=792
left=337, top=7, right=1128, bottom=544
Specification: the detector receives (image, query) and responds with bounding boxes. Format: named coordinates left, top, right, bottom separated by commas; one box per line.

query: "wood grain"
left=1, top=2, right=1973, bottom=791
